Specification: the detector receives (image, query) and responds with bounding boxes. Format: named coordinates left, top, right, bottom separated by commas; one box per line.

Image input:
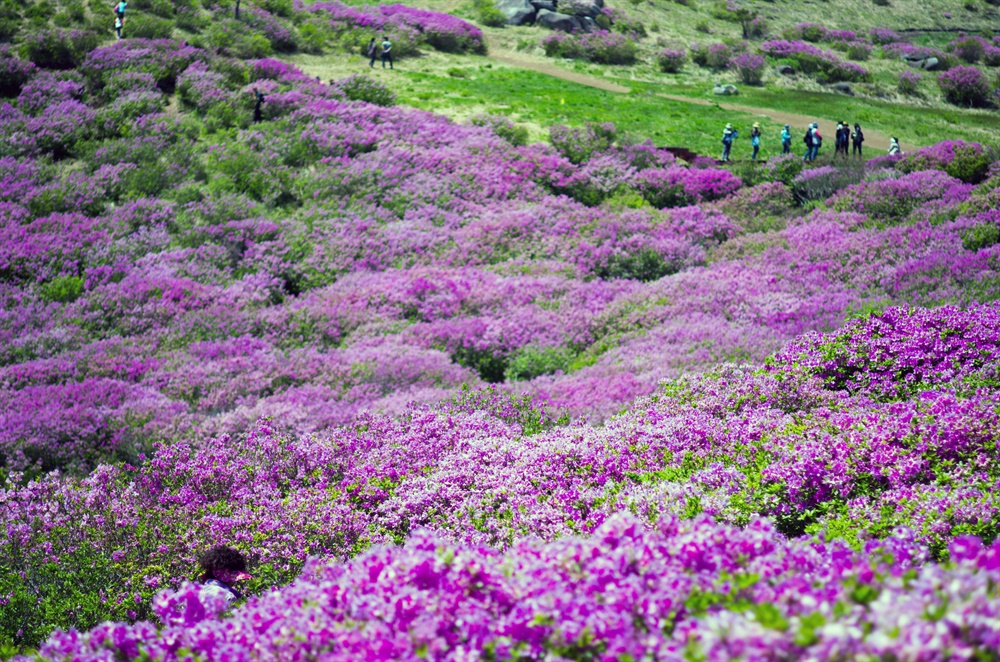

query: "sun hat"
left=752, top=122, right=760, bottom=128
left=726, top=123, right=733, bottom=129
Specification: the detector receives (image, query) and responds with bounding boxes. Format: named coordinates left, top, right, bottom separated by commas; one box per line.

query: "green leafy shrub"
left=595, top=247, right=680, bottom=282
left=39, top=275, right=85, bottom=303
left=505, top=346, right=575, bottom=381
left=474, top=0, right=506, bottom=27
left=944, top=145, right=991, bottom=183
left=20, top=29, right=99, bottom=70
left=124, top=12, right=174, bottom=39
left=962, top=223, right=1000, bottom=251
left=470, top=113, right=529, bottom=146
left=334, top=73, right=396, bottom=106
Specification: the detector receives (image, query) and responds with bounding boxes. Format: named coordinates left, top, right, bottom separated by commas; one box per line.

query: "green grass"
left=633, top=79, right=1000, bottom=148
left=393, top=65, right=785, bottom=158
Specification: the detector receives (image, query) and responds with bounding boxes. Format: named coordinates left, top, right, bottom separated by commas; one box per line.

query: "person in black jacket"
left=851, top=123, right=864, bottom=157
left=252, top=88, right=265, bottom=123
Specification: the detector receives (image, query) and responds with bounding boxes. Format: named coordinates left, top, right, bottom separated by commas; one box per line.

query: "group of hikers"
left=722, top=121, right=902, bottom=162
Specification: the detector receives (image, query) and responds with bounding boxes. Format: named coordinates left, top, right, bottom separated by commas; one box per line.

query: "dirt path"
left=490, top=51, right=892, bottom=152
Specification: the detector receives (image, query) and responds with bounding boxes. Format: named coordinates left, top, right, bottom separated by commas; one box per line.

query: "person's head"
left=784, top=124, right=790, bottom=131
left=726, top=123, right=733, bottom=130
left=199, top=545, right=251, bottom=584
left=854, top=123, right=860, bottom=130
left=369, top=37, right=374, bottom=43
left=752, top=122, right=759, bottom=129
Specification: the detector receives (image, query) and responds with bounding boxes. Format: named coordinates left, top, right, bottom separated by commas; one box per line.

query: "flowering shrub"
left=730, top=51, right=766, bottom=85
left=759, top=39, right=869, bottom=82
left=470, top=113, right=529, bottom=146
left=0, top=45, right=35, bottom=97
left=828, top=170, right=972, bottom=222
left=329, top=73, right=395, bottom=106
left=656, top=47, right=687, bottom=73
left=542, top=30, right=637, bottom=65
left=897, top=69, right=922, bottom=95
left=984, top=45, right=1000, bottom=67
left=845, top=40, right=872, bottom=60
left=949, top=34, right=988, bottom=63
left=549, top=121, right=616, bottom=164
left=869, top=27, right=902, bottom=45
left=938, top=65, right=992, bottom=107
left=635, top=165, right=742, bottom=207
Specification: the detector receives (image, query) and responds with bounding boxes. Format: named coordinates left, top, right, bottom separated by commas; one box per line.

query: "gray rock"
left=536, top=9, right=582, bottom=32
left=776, top=64, right=795, bottom=75
left=531, top=0, right=556, bottom=11
left=579, top=15, right=597, bottom=32
left=830, top=82, right=854, bottom=96
left=713, top=83, right=738, bottom=96
left=920, top=57, right=941, bottom=70
left=496, top=0, right=535, bottom=25
left=593, top=0, right=603, bottom=7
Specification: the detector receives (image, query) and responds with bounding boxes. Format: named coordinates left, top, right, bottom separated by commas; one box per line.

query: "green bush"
left=944, top=146, right=990, bottom=183
left=596, top=247, right=680, bottom=282
left=962, top=223, right=1000, bottom=251
left=298, top=21, right=326, bottom=53
left=505, top=346, right=576, bottom=381
left=335, top=73, right=396, bottom=106
left=39, top=275, right=85, bottom=303
left=130, top=0, right=175, bottom=18
left=204, top=21, right=273, bottom=58
left=474, top=0, right=506, bottom=27
left=470, top=114, right=529, bottom=146
left=123, top=12, right=174, bottom=39
left=20, top=28, right=99, bottom=70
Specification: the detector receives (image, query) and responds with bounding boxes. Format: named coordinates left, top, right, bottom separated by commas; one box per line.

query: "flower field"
left=2, top=1, right=1000, bottom=658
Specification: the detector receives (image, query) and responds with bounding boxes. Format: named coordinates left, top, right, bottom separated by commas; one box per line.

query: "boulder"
left=830, top=82, right=855, bottom=96
left=579, top=15, right=597, bottom=32
left=536, top=9, right=582, bottom=31
left=713, top=83, right=738, bottom=96
left=531, top=0, right=556, bottom=10
left=496, top=0, right=535, bottom=25
left=776, top=64, right=795, bottom=75
left=920, top=57, right=941, bottom=70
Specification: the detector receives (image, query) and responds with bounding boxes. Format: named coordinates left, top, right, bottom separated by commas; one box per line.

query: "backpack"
left=722, top=130, right=733, bottom=146
left=803, top=130, right=813, bottom=147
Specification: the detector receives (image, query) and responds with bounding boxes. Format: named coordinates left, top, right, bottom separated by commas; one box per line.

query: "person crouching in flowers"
left=199, top=545, right=252, bottom=605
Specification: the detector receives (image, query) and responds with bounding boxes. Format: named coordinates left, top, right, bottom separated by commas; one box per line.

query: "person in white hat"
left=721, top=123, right=738, bottom=162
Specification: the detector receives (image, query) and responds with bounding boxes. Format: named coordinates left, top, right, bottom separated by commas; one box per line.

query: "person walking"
left=252, top=88, right=264, bottom=123
left=198, top=546, right=252, bottom=605
left=381, top=35, right=393, bottom=69
left=810, top=123, right=822, bottom=161
left=834, top=122, right=844, bottom=156
left=367, top=37, right=378, bottom=68
left=750, top=122, right=761, bottom=161
left=888, top=137, right=901, bottom=155
left=851, top=123, right=864, bottom=157
left=113, top=0, right=127, bottom=24
left=781, top=124, right=792, bottom=155
left=802, top=123, right=814, bottom=162
left=720, top=123, right=737, bottom=162
left=114, top=13, right=122, bottom=38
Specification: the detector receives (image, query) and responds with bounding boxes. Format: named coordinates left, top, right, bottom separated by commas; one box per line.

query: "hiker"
left=381, top=35, right=393, bottom=69
left=781, top=124, right=792, bottom=154
left=721, top=123, right=737, bottom=162
left=750, top=122, right=761, bottom=161
left=811, top=124, right=822, bottom=160
left=114, top=14, right=122, bottom=38
left=888, top=137, right=901, bottom=155
left=198, top=545, right=251, bottom=605
left=834, top=122, right=843, bottom=156
left=802, top=123, right=815, bottom=162
left=367, top=37, right=378, bottom=68
left=253, top=88, right=264, bottom=123
left=851, top=123, right=864, bottom=157
left=113, top=0, right=127, bottom=23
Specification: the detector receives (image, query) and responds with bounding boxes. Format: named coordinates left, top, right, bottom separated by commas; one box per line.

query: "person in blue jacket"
left=721, top=123, right=738, bottom=162
left=781, top=124, right=792, bottom=154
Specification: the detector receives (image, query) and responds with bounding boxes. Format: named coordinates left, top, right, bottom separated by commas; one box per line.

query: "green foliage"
left=0, top=0, right=23, bottom=41
left=470, top=113, right=529, bottom=146
left=505, top=345, right=575, bottom=381
left=337, top=73, right=396, bottom=106
left=39, top=276, right=85, bottom=303
left=123, top=12, right=175, bottom=39
left=944, top=146, right=991, bottom=183
left=962, top=223, right=1000, bottom=251
left=20, top=28, right=99, bottom=69
left=473, top=0, right=506, bottom=27
left=202, top=21, right=274, bottom=58
left=596, top=247, right=680, bottom=282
